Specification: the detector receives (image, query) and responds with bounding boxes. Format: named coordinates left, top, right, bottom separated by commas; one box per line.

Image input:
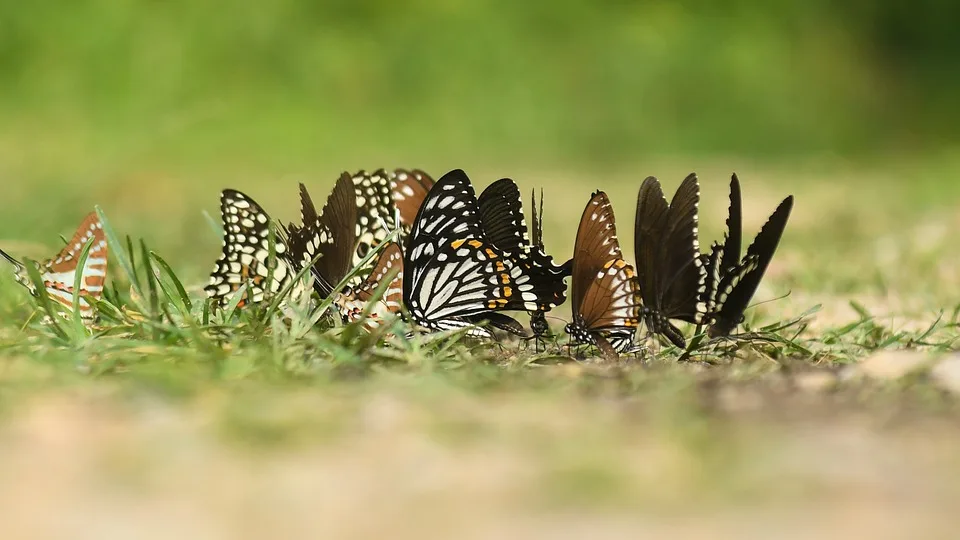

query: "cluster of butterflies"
left=0, top=167, right=793, bottom=359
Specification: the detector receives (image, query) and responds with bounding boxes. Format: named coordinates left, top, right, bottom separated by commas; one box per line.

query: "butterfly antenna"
left=746, top=289, right=793, bottom=310
left=0, top=249, right=21, bottom=267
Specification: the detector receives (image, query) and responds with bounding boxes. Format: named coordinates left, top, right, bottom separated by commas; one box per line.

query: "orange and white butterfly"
left=335, top=241, right=403, bottom=330
left=0, top=212, right=108, bottom=321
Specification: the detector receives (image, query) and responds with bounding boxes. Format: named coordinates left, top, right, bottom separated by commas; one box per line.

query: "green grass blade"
left=22, top=259, right=68, bottom=341
left=95, top=206, right=144, bottom=299
left=149, top=251, right=193, bottom=313
left=139, top=239, right=160, bottom=322
left=68, top=236, right=97, bottom=337
left=202, top=209, right=224, bottom=239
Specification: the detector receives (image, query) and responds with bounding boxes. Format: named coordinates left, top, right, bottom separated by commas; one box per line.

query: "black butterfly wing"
left=460, top=312, right=527, bottom=336
left=318, top=173, right=358, bottom=282
left=699, top=241, right=723, bottom=317
left=659, top=173, right=704, bottom=323
left=206, top=190, right=297, bottom=307
left=291, top=174, right=357, bottom=297
left=709, top=195, right=794, bottom=337
left=634, top=176, right=670, bottom=311
left=478, top=178, right=530, bottom=256
left=720, top=174, right=743, bottom=273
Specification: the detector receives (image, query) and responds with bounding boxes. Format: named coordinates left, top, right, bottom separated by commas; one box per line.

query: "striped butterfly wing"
left=206, top=190, right=298, bottom=307
left=289, top=174, right=358, bottom=298
left=1, top=212, right=109, bottom=320
left=699, top=175, right=744, bottom=320
left=390, top=168, right=435, bottom=233
left=351, top=170, right=398, bottom=266
left=699, top=241, right=723, bottom=316
left=403, top=169, right=541, bottom=336
left=336, top=241, right=404, bottom=329
left=708, top=195, right=794, bottom=337
left=566, top=191, right=640, bottom=357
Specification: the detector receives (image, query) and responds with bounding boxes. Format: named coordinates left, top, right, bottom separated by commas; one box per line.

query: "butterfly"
left=478, top=179, right=569, bottom=307
left=528, top=190, right=559, bottom=342
left=389, top=168, right=435, bottom=233
left=700, top=174, right=794, bottom=338
left=403, top=169, right=556, bottom=338
left=287, top=173, right=358, bottom=298
left=206, top=190, right=302, bottom=307
left=335, top=241, right=404, bottom=330
left=564, top=191, right=641, bottom=358
left=634, top=174, right=705, bottom=348
left=0, top=212, right=108, bottom=321
left=349, top=169, right=398, bottom=265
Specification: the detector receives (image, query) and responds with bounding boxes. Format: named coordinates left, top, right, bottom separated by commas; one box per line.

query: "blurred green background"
left=1, top=0, right=959, bottom=285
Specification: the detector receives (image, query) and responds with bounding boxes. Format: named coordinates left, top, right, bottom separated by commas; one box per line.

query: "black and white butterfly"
left=477, top=179, right=570, bottom=333
left=403, top=169, right=557, bottom=338
left=287, top=173, right=358, bottom=298
left=634, top=174, right=705, bottom=348
left=564, top=191, right=641, bottom=358
left=206, top=190, right=302, bottom=307
left=350, top=169, right=398, bottom=265
left=700, top=174, right=794, bottom=337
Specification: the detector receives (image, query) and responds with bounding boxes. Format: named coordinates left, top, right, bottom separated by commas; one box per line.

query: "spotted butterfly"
left=700, top=174, right=794, bottom=338
left=205, top=190, right=302, bottom=307
left=403, top=169, right=554, bottom=338
left=634, top=174, right=705, bottom=348
left=0, top=212, right=108, bottom=321
left=564, top=191, right=641, bottom=358
left=335, top=241, right=404, bottom=330
left=349, top=170, right=397, bottom=265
